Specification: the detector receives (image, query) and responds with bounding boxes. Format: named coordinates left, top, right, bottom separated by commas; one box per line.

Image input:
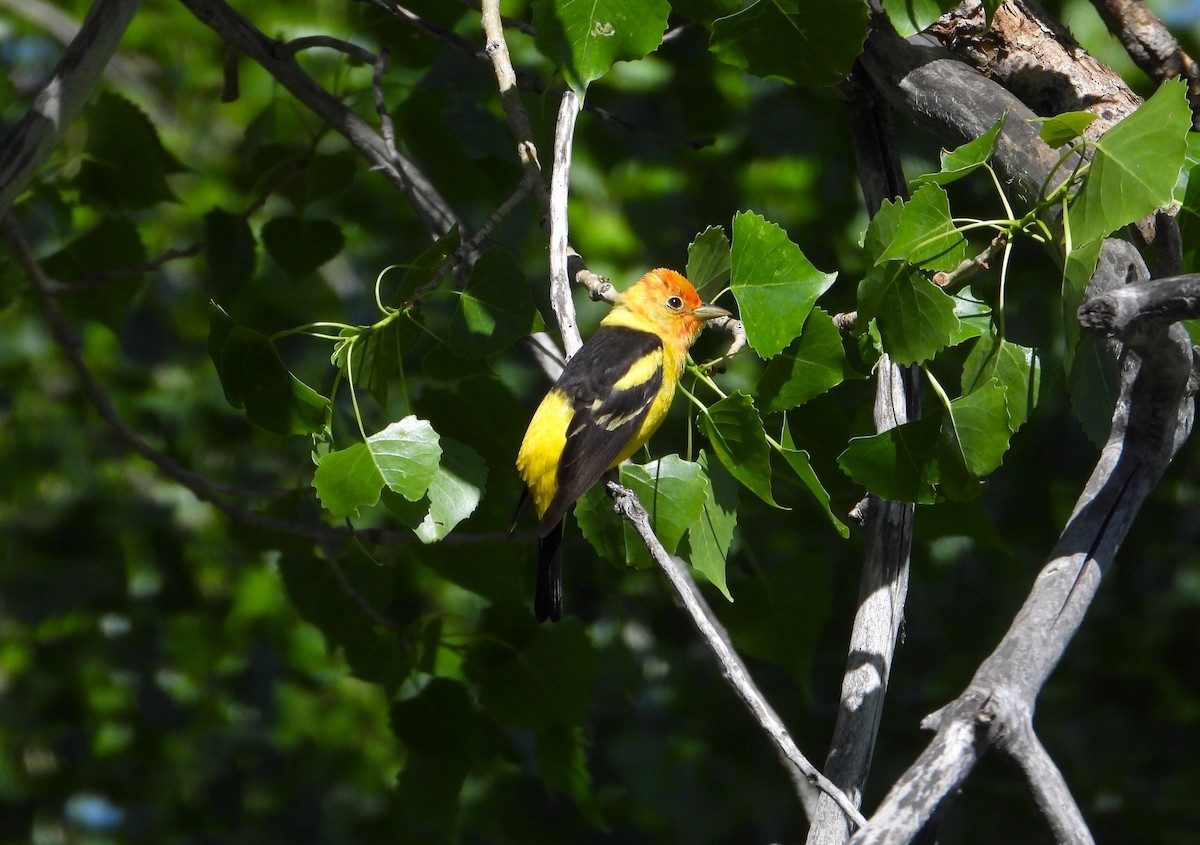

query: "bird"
left=515, top=268, right=732, bottom=622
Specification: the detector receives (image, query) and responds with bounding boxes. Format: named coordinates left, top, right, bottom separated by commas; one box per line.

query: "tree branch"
left=177, top=0, right=461, bottom=240
left=0, top=0, right=141, bottom=218
left=1086, top=0, right=1200, bottom=127
left=606, top=481, right=868, bottom=831
left=807, top=64, right=918, bottom=845
left=548, top=90, right=584, bottom=357
left=852, top=241, right=1195, bottom=844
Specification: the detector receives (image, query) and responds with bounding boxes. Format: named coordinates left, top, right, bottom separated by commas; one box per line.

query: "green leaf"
left=709, top=0, right=868, bottom=87
left=75, top=92, right=183, bottom=209
left=1068, top=79, right=1190, bottom=246
left=962, top=333, right=1041, bottom=430
left=948, top=289, right=993, bottom=346
left=415, top=438, right=488, bottom=543
left=448, top=249, right=539, bottom=357
left=1037, top=111, right=1098, bottom=147
left=756, top=307, right=847, bottom=411
left=730, top=211, right=836, bottom=359
left=779, top=418, right=849, bottom=537
left=875, top=183, right=967, bottom=271
left=575, top=483, right=627, bottom=566
left=620, top=456, right=709, bottom=568
left=680, top=452, right=738, bottom=600
left=882, top=0, right=960, bottom=37
left=699, top=392, right=779, bottom=506
left=941, top=378, right=1011, bottom=478
left=261, top=215, right=345, bottom=279
left=669, top=0, right=741, bottom=26
left=686, top=225, right=732, bottom=300
left=858, top=263, right=959, bottom=365
left=367, top=417, right=443, bottom=502
left=338, top=322, right=403, bottom=408
left=1060, top=236, right=1103, bottom=374
left=914, top=114, right=1006, bottom=185
left=531, top=0, right=671, bottom=96
left=207, top=303, right=330, bottom=436
left=313, top=442, right=384, bottom=518
left=202, top=208, right=255, bottom=305
left=838, top=414, right=942, bottom=504
left=389, top=227, right=461, bottom=307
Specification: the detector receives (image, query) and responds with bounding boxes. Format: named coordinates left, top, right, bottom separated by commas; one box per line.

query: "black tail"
left=535, top=521, right=564, bottom=622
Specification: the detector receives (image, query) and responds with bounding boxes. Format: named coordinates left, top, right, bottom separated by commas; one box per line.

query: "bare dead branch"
left=807, top=64, right=918, bottom=845
left=1001, top=717, right=1095, bottom=845
left=934, top=0, right=1141, bottom=140
left=852, top=240, right=1195, bottom=845
left=549, top=90, right=584, bottom=357
left=0, top=0, right=141, bottom=218
left=178, top=0, right=461, bottom=240
left=479, top=0, right=544, bottom=180
left=606, top=480, right=868, bottom=831
left=281, top=34, right=376, bottom=64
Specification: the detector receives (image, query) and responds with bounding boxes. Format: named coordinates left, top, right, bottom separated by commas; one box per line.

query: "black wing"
left=536, top=326, right=664, bottom=534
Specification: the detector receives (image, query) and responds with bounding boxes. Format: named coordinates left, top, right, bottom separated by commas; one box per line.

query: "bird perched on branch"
left=515, top=268, right=731, bottom=622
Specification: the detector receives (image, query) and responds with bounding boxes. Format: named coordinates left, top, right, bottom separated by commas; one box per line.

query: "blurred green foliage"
left=0, top=1, right=1198, bottom=844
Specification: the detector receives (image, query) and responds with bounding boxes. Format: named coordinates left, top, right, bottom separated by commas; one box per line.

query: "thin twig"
left=281, top=34, right=376, bottom=64
left=479, top=0, right=544, bottom=180
left=179, top=0, right=461, bottom=240
left=607, top=480, right=869, bottom=831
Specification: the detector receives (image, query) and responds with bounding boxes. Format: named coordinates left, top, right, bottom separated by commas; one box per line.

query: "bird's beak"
left=692, top=304, right=732, bottom=321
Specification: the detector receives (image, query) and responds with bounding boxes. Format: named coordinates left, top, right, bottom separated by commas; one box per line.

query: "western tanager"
left=516, top=268, right=731, bottom=622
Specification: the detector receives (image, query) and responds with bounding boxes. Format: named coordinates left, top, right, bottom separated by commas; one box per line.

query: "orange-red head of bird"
left=603, top=268, right=731, bottom=351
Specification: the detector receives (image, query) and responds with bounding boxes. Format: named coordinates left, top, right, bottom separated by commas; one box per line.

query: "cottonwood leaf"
left=731, top=211, right=836, bottom=359
left=709, top=0, right=867, bottom=87
left=531, top=0, right=670, bottom=96
left=700, top=392, right=779, bottom=507
left=756, top=307, right=847, bottom=411
left=687, top=225, right=732, bottom=300
left=1068, top=79, right=1190, bottom=246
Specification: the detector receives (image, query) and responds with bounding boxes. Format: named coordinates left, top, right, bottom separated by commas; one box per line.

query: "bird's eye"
left=666, top=296, right=683, bottom=309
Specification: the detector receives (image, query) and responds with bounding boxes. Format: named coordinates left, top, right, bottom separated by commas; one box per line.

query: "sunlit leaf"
left=876, top=183, right=967, bottom=271
left=531, top=0, right=670, bottom=96
left=730, top=211, right=836, bottom=359
left=416, top=438, right=488, bottom=542
left=368, top=417, right=443, bottom=502
left=1068, top=79, right=1190, bottom=246
left=858, top=263, right=959, bottom=365
left=620, top=456, right=708, bottom=568
left=1037, top=111, right=1098, bottom=147
left=962, top=333, right=1042, bottom=429
left=914, top=114, right=1006, bottom=185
